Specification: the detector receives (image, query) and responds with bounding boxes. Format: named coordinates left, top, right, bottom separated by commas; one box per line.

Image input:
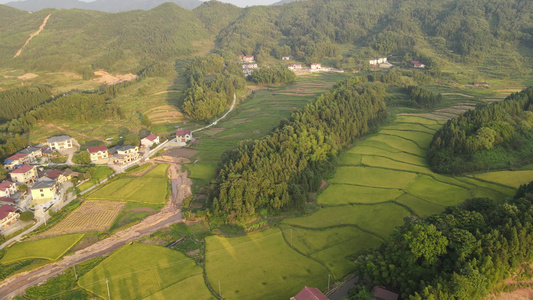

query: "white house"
left=369, top=58, right=379, bottom=65
left=30, top=179, right=57, bottom=206
left=0, top=181, right=17, bottom=198
left=0, top=205, right=19, bottom=231
left=87, top=145, right=109, bottom=162
left=377, top=57, right=388, bottom=64
left=282, top=56, right=291, bottom=60
left=46, top=135, right=74, bottom=151
left=310, top=63, right=322, bottom=70
left=111, top=146, right=140, bottom=165
left=176, top=130, right=193, bottom=143
left=288, top=63, right=302, bottom=70
left=141, top=134, right=160, bottom=148
left=243, top=63, right=258, bottom=69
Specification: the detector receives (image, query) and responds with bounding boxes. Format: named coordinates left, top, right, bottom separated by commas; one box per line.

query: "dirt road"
left=0, top=162, right=189, bottom=299
left=14, top=14, right=51, bottom=58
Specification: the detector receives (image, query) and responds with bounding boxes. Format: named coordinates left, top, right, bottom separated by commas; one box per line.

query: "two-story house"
left=0, top=205, right=19, bottom=231
left=3, top=153, right=29, bottom=170
left=47, top=135, right=74, bottom=151
left=310, top=63, right=322, bottom=70
left=0, top=181, right=17, bottom=198
left=88, top=145, right=109, bottom=162
left=176, top=130, right=193, bottom=143
left=30, top=179, right=57, bottom=206
left=112, top=146, right=140, bottom=165
left=10, top=165, right=37, bottom=185
left=18, top=147, right=43, bottom=162
left=141, top=134, right=160, bottom=148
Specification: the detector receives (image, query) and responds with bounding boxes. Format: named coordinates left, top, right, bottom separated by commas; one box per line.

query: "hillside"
left=4, top=0, right=203, bottom=12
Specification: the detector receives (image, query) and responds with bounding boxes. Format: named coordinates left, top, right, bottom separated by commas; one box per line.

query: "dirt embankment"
left=93, top=70, right=138, bottom=85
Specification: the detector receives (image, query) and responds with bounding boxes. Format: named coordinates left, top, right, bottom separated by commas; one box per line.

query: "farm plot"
left=366, top=134, right=426, bottom=156
left=205, top=228, right=329, bottom=300
left=1, top=234, right=84, bottom=264
left=405, top=175, right=471, bottom=207
left=79, top=243, right=204, bottom=299
left=318, top=184, right=403, bottom=205
left=395, top=193, right=445, bottom=218
left=380, top=129, right=434, bottom=148
left=144, top=275, right=215, bottom=300
left=88, top=164, right=169, bottom=204
left=329, top=166, right=417, bottom=189
left=474, top=170, right=533, bottom=188
left=361, top=156, right=429, bottom=174
left=39, top=201, right=126, bottom=237
left=349, top=145, right=427, bottom=166
left=380, top=123, right=438, bottom=134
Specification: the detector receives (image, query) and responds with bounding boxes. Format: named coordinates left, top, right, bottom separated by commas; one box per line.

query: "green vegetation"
left=205, top=228, right=329, bottom=299
left=1, top=234, right=84, bottom=264
left=87, top=164, right=168, bottom=204
left=249, top=67, right=296, bottom=85
left=0, top=86, right=51, bottom=123
left=78, top=243, right=207, bottom=299
left=211, top=75, right=387, bottom=223
left=19, top=211, right=34, bottom=222
left=429, top=87, right=533, bottom=174
left=144, top=275, right=215, bottom=300
left=77, top=166, right=114, bottom=192
left=354, top=183, right=533, bottom=300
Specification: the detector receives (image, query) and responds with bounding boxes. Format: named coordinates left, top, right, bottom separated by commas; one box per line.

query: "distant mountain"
left=271, top=0, right=304, bottom=5
left=4, top=0, right=203, bottom=12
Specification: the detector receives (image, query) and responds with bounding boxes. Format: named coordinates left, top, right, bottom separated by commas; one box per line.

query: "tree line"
left=407, top=85, right=443, bottom=108
left=354, top=181, right=533, bottom=299
left=0, top=86, right=52, bottom=123
left=209, top=75, right=387, bottom=224
left=181, top=54, right=245, bottom=121
left=248, top=67, right=296, bottom=85
left=428, top=87, right=533, bottom=174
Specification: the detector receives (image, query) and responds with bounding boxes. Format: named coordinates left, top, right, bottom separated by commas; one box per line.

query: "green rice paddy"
left=1, top=234, right=84, bottom=264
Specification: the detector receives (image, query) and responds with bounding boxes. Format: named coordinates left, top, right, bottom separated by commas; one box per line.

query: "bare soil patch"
left=187, top=249, right=201, bottom=256
left=93, top=70, right=137, bottom=85
left=129, top=207, right=156, bottom=214
left=17, top=73, right=39, bottom=80
left=486, top=288, right=533, bottom=300
left=163, top=148, right=199, bottom=159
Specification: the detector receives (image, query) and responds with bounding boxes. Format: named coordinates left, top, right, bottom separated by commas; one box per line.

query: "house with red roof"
left=369, top=58, right=379, bottom=65
left=291, top=286, right=329, bottom=300
left=3, top=153, right=29, bottom=171
left=176, top=130, right=193, bottom=143
left=310, top=63, right=322, bottom=71
left=141, top=134, right=160, bottom=148
left=288, top=63, right=302, bottom=70
left=87, top=145, right=109, bottom=162
left=0, top=181, right=17, bottom=198
left=10, top=165, right=37, bottom=185
left=411, top=61, right=425, bottom=69
left=0, top=204, right=18, bottom=230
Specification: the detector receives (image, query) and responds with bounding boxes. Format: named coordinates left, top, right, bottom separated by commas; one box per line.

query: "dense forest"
left=354, top=181, right=533, bottom=299
left=0, top=86, right=52, bottom=123
left=181, top=54, right=245, bottom=121
left=0, top=0, right=531, bottom=75
left=210, top=75, right=387, bottom=223
left=428, top=87, right=533, bottom=174
left=248, top=66, right=296, bottom=85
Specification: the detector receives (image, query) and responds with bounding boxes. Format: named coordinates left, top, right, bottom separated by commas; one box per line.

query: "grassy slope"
left=1, top=234, right=84, bottom=264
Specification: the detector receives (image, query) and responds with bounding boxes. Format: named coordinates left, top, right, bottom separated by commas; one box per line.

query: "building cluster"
left=237, top=55, right=257, bottom=77
left=288, top=63, right=322, bottom=72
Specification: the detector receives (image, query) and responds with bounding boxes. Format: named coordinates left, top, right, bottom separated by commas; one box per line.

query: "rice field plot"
left=348, top=145, right=427, bottom=166
left=144, top=275, right=215, bottom=300
left=474, top=170, right=533, bottom=189
left=39, top=201, right=126, bottom=237
left=395, top=115, right=441, bottom=126
left=79, top=243, right=204, bottom=300
left=283, top=203, right=410, bottom=238
left=405, top=175, right=471, bottom=207
left=88, top=165, right=169, bottom=204
left=187, top=162, right=217, bottom=186
left=366, top=134, right=426, bottom=156
left=338, top=153, right=362, bottom=165
left=455, top=177, right=515, bottom=197
left=380, top=130, right=434, bottom=148
left=329, top=166, right=417, bottom=189
left=280, top=226, right=382, bottom=278
left=318, top=184, right=403, bottom=205
left=361, top=156, right=429, bottom=174
left=381, top=123, right=438, bottom=134
left=395, top=193, right=445, bottom=217
left=205, top=228, right=329, bottom=300
left=1, top=234, right=84, bottom=264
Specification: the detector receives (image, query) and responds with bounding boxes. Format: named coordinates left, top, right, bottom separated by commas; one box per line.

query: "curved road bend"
left=0, top=163, right=188, bottom=299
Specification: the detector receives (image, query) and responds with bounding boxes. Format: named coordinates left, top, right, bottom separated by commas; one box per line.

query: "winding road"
left=0, top=162, right=190, bottom=299
left=192, top=93, right=237, bottom=133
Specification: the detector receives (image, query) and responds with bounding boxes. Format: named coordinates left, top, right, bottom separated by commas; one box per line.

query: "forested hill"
left=4, top=0, right=203, bottom=12
left=428, top=87, right=533, bottom=174
left=0, top=0, right=532, bottom=74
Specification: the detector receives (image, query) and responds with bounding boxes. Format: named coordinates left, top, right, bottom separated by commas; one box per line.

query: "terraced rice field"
left=39, top=201, right=126, bottom=237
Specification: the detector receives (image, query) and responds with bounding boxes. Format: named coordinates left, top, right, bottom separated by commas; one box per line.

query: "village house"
left=141, top=134, right=160, bottom=148
left=176, top=130, right=193, bottom=143
left=0, top=204, right=19, bottom=231
left=40, top=169, right=67, bottom=184
left=0, top=197, right=17, bottom=206
left=241, top=55, right=254, bottom=62
left=0, top=181, right=17, bottom=198
left=372, top=286, right=399, bottom=300
left=242, top=68, right=254, bottom=77
left=369, top=58, right=379, bottom=65
left=377, top=57, right=388, bottom=64
left=87, top=145, right=109, bottom=162
left=30, top=178, right=57, bottom=206
left=10, top=165, right=38, bottom=185
left=290, top=286, right=328, bottom=300
left=310, top=63, right=322, bottom=70
left=3, top=153, right=29, bottom=171
left=288, top=63, right=302, bottom=70
left=243, top=63, right=258, bottom=69
left=111, top=145, right=140, bottom=165
left=411, top=61, right=425, bottom=69
left=62, top=169, right=80, bottom=182
left=282, top=56, right=291, bottom=60
left=47, top=135, right=74, bottom=151
left=18, top=147, right=43, bottom=162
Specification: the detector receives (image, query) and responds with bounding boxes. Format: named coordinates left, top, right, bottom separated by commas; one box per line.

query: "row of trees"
left=428, top=87, right=533, bottom=174
left=354, top=182, right=533, bottom=299
left=0, top=86, right=52, bottom=123
left=181, top=54, right=245, bottom=121
left=407, top=85, right=443, bottom=108
left=209, top=76, right=387, bottom=223
left=248, top=67, right=296, bottom=85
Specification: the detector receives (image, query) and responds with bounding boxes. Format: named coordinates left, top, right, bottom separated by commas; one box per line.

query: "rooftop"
left=293, top=287, right=329, bottom=300
left=176, top=130, right=192, bottom=136
left=6, top=153, right=28, bottom=161
left=18, top=147, right=42, bottom=155
left=46, top=169, right=64, bottom=180
left=145, top=134, right=158, bottom=141
left=31, top=179, right=56, bottom=190
left=46, top=135, right=72, bottom=144
left=0, top=204, right=17, bottom=220
left=11, top=165, right=35, bottom=174
left=87, top=145, right=108, bottom=153
left=0, top=197, right=17, bottom=203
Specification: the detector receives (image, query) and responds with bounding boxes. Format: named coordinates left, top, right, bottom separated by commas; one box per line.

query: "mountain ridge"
left=4, top=0, right=203, bottom=12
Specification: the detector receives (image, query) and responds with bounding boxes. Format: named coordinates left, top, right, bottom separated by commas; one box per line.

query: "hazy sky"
left=0, top=0, right=281, bottom=8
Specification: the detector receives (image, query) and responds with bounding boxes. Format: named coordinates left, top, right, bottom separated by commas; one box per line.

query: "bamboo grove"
left=210, top=76, right=387, bottom=223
